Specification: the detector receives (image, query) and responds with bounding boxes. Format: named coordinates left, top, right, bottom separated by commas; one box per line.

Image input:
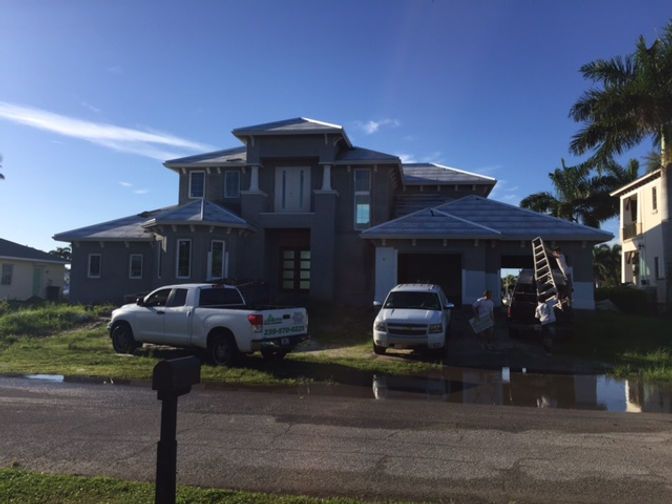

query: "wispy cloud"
left=118, top=181, right=149, bottom=195
left=354, top=118, right=400, bottom=135
left=396, top=153, right=417, bottom=163
left=0, top=101, right=213, bottom=160
left=489, top=179, right=521, bottom=204
left=80, top=101, right=101, bottom=114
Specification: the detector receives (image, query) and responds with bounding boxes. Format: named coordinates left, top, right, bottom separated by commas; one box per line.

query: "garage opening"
left=398, top=253, right=461, bottom=305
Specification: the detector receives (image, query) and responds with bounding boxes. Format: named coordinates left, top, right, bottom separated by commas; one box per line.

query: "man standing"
left=535, top=297, right=557, bottom=354
left=472, top=290, right=495, bottom=350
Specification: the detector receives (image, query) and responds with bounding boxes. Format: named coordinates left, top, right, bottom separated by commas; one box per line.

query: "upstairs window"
left=189, top=171, right=205, bottom=199
left=224, top=170, right=241, bottom=198
left=354, top=169, right=371, bottom=229
left=129, top=254, right=143, bottom=279
left=1, top=264, right=13, bottom=285
left=652, top=187, right=658, bottom=212
left=88, top=254, right=101, bottom=278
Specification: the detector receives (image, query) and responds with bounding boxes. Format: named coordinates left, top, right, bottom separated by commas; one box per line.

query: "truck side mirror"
left=372, top=300, right=382, bottom=314
left=152, top=356, right=201, bottom=399
left=136, top=297, right=144, bottom=306
left=444, top=302, right=455, bottom=310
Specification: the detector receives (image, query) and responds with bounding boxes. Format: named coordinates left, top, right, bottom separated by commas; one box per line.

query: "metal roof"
left=143, top=199, right=250, bottom=229
left=232, top=117, right=344, bottom=135
left=54, top=201, right=251, bottom=242
left=332, top=146, right=400, bottom=165
left=402, top=163, right=496, bottom=186
left=164, top=146, right=247, bottom=169
left=362, top=195, right=612, bottom=242
left=361, top=206, right=501, bottom=240
left=0, top=238, right=67, bottom=264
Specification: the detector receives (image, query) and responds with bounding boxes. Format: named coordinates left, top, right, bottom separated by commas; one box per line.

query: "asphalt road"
left=1, top=376, right=672, bottom=503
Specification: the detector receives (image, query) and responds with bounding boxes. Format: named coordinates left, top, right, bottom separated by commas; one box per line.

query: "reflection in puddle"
left=372, top=368, right=672, bottom=413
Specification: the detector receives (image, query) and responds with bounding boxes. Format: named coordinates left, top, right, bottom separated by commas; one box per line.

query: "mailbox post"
left=152, top=356, right=201, bottom=504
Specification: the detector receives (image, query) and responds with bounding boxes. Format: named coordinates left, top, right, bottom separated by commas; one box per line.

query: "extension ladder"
left=531, top=236, right=559, bottom=304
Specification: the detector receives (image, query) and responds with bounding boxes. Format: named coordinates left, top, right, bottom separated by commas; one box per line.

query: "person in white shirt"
left=472, top=290, right=495, bottom=349
left=535, top=298, right=557, bottom=353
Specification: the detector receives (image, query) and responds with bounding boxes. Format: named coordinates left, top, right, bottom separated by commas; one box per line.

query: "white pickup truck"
left=108, top=283, right=308, bottom=365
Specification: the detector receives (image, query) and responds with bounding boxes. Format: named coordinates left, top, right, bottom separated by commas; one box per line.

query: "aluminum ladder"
left=531, top=236, right=559, bottom=304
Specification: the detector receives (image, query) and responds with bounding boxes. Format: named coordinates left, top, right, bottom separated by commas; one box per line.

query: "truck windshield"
left=199, top=288, right=244, bottom=307
left=384, top=292, right=441, bottom=310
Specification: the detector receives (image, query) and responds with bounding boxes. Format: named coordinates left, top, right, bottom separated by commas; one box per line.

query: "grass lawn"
left=556, top=311, right=672, bottom=380
left=0, top=467, right=393, bottom=504
left=0, top=303, right=438, bottom=385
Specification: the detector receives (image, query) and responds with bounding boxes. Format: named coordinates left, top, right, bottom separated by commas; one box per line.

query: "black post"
left=152, top=356, right=201, bottom=504
left=155, top=394, right=178, bottom=504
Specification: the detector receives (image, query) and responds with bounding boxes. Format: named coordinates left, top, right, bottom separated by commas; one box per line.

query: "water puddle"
left=15, top=367, right=672, bottom=414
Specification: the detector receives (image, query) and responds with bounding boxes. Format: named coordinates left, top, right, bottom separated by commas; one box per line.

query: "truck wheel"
left=111, top=323, right=139, bottom=354
left=208, top=333, right=238, bottom=366
left=373, top=342, right=386, bottom=355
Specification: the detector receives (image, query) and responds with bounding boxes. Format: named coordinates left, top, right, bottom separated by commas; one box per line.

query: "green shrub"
left=595, top=285, right=652, bottom=313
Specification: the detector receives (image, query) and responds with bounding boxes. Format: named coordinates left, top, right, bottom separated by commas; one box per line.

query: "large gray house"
left=55, top=117, right=611, bottom=308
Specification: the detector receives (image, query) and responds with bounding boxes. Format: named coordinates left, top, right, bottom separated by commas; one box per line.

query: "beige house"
left=611, top=169, right=667, bottom=304
left=0, top=238, right=67, bottom=301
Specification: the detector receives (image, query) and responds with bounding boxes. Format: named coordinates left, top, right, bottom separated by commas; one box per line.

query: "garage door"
left=398, top=253, right=461, bottom=305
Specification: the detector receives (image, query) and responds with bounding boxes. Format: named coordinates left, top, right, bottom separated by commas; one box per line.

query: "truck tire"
left=208, top=332, right=238, bottom=366
left=373, top=342, right=386, bottom=355
left=111, top=323, right=139, bottom=354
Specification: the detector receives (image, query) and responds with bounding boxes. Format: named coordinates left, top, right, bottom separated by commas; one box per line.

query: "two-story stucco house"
left=611, top=168, right=668, bottom=304
left=54, top=118, right=611, bottom=308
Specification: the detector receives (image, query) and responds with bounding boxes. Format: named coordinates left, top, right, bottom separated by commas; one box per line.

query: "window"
left=224, top=170, right=240, bottom=198
left=167, top=288, right=188, bottom=307
left=129, top=254, right=143, bottom=279
left=199, top=287, right=244, bottom=306
left=209, top=240, right=225, bottom=280
left=87, top=254, right=101, bottom=278
left=652, top=187, right=658, bottom=212
left=655, top=257, right=661, bottom=280
left=176, top=239, right=191, bottom=278
left=189, top=171, right=205, bottom=198
left=354, top=169, right=371, bottom=229
left=281, top=249, right=310, bottom=291
left=145, top=288, right=171, bottom=307
left=1, top=264, right=13, bottom=285
left=274, top=167, right=311, bottom=212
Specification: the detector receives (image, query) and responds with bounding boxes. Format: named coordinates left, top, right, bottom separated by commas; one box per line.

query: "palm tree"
left=520, top=159, right=639, bottom=227
left=0, top=154, right=4, bottom=180
left=569, top=20, right=672, bottom=302
left=593, top=244, right=622, bottom=288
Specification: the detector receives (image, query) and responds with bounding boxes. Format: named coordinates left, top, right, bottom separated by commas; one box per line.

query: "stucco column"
left=321, top=164, right=332, bottom=191
left=249, top=165, right=260, bottom=192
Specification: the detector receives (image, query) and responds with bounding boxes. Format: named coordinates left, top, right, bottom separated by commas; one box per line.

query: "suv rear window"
left=199, top=287, right=244, bottom=307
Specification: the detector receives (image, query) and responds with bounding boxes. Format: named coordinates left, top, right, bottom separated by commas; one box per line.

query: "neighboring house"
left=54, top=117, right=611, bottom=308
left=611, top=169, right=668, bottom=304
left=0, top=238, right=67, bottom=301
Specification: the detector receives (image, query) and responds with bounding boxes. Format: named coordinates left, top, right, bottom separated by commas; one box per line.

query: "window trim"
left=87, top=253, right=102, bottom=279
left=1, top=264, right=13, bottom=285
left=156, top=239, right=163, bottom=279
left=223, top=170, right=241, bottom=199
left=188, top=170, right=206, bottom=199
left=129, top=253, right=143, bottom=279
left=353, top=168, right=372, bottom=230
left=175, top=239, right=192, bottom=279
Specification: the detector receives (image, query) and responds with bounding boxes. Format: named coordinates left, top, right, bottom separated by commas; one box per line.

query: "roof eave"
left=0, top=254, right=68, bottom=265
left=609, top=169, right=661, bottom=197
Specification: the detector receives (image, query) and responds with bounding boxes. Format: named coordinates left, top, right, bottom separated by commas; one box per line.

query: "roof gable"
left=143, top=200, right=250, bottom=229
left=0, top=238, right=67, bottom=263
left=164, top=146, right=247, bottom=169
left=232, top=117, right=352, bottom=147
left=333, top=146, right=400, bottom=165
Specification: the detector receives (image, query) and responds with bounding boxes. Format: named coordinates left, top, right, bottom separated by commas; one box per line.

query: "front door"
left=32, top=266, right=44, bottom=297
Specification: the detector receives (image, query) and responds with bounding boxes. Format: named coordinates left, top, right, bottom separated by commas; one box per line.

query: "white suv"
left=372, top=284, right=454, bottom=355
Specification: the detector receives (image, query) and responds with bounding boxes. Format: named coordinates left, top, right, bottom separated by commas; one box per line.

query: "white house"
left=0, top=238, right=67, bottom=301
left=610, top=169, right=667, bottom=304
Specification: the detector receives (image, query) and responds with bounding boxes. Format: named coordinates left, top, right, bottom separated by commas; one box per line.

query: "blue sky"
left=1, top=0, right=670, bottom=253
